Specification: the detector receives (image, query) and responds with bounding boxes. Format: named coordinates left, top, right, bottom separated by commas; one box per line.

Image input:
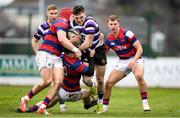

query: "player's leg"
left=20, top=51, right=52, bottom=112
left=94, top=45, right=107, bottom=103
left=58, top=88, right=69, bottom=112
left=95, top=65, right=106, bottom=103
left=99, top=69, right=125, bottom=113
left=132, top=62, right=151, bottom=111
left=81, top=89, right=97, bottom=110
left=26, top=99, right=53, bottom=115
left=37, top=57, right=64, bottom=114
left=32, top=68, right=52, bottom=95
left=82, top=74, right=94, bottom=87
left=82, top=75, right=97, bottom=100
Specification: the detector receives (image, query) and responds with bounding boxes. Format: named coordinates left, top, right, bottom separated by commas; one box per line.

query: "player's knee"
left=83, top=79, right=92, bottom=87
left=135, top=72, right=143, bottom=80
left=39, top=80, right=51, bottom=86
left=106, top=80, right=113, bottom=88
left=97, top=79, right=104, bottom=85
left=136, top=76, right=145, bottom=85
left=53, top=80, right=63, bottom=88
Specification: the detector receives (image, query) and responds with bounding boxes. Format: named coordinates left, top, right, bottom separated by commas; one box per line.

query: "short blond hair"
left=108, top=15, right=119, bottom=22
left=47, top=4, right=57, bottom=11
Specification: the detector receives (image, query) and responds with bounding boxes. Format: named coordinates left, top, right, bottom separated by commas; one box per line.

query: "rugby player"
left=98, top=15, right=151, bottom=113
left=70, top=5, right=107, bottom=109
left=20, top=4, right=59, bottom=112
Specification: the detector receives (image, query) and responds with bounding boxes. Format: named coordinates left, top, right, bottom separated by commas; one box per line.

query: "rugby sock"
left=42, top=96, right=51, bottom=107
left=27, top=90, right=34, bottom=99
left=29, top=105, right=39, bottom=112
left=98, top=91, right=104, bottom=99
left=140, top=92, right=148, bottom=100
left=103, top=99, right=109, bottom=105
left=103, top=99, right=109, bottom=110
left=98, top=91, right=104, bottom=103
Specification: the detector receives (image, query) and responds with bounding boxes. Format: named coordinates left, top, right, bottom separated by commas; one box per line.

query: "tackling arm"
left=57, top=30, right=81, bottom=57
left=79, top=34, right=94, bottom=51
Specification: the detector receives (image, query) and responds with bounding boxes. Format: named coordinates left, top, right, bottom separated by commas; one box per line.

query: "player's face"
left=69, top=33, right=81, bottom=45
left=73, top=12, right=85, bottom=25
left=47, top=9, right=58, bottom=22
left=108, top=20, right=119, bottom=33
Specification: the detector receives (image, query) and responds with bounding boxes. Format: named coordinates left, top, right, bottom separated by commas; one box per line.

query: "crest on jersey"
left=111, top=42, right=115, bottom=46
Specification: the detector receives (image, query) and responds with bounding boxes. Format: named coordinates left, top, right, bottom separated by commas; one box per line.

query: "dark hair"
left=66, top=29, right=79, bottom=39
left=73, top=5, right=84, bottom=15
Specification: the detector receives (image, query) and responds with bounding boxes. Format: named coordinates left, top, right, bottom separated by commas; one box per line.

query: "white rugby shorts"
left=114, top=57, right=144, bottom=75
left=35, top=51, right=63, bottom=71
left=58, top=88, right=85, bottom=102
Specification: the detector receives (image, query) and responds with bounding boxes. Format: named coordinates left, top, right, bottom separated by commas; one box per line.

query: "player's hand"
left=99, top=33, right=104, bottom=42
left=75, top=49, right=82, bottom=58
left=89, top=49, right=95, bottom=57
left=128, top=60, right=136, bottom=69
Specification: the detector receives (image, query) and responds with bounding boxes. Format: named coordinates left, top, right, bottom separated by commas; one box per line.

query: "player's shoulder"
left=123, top=29, right=135, bottom=38
left=107, top=33, right=114, bottom=40
left=37, top=21, right=49, bottom=29
left=84, top=16, right=97, bottom=24
left=52, top=18, right=67, bottom=24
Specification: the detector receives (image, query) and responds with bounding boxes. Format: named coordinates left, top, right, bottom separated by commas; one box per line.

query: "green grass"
left=0, top=86, right=179, bottom=117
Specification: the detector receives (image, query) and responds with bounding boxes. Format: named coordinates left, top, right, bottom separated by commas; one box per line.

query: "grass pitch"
left=0, top=85, right=179, bottom=117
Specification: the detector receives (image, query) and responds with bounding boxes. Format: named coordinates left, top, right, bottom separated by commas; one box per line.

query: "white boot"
left=142, top=99, right=151, bottom=111
left=60, top=104, right=67, bottom=112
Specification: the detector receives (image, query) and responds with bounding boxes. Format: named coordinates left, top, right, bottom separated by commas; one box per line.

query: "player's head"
left=72, top=5, right=85, bottom=25
left=67, top=29, right=81, bottom=45
left=47, top=4, right=59, bottom=22
left=64, top=29, right=81, bottom=54
left=59, top=7, right=73, bottom=21
left=108, top=15, right=120, bottom=33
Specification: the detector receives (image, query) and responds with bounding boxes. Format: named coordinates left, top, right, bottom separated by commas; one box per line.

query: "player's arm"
left=31, top=37, right=40, bottom=54
left=132, top=40, right=143, bottom=62
left=32, top=25, right=43, bottom=54
left=128, top=40, right=143, bottom=69
left=57, top=30, right=81, bottom=57
left=127, top=30, right=143, bottom=63
left=99, top=33, right=104, bottom=43
left=105, top=39, right=110, bottom=54
left=79, top=34, right=94, bottom=51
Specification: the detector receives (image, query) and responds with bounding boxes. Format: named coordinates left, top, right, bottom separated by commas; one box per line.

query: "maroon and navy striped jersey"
left=33, top=21, right=50, bottom=40
left=39, top=18, right=68, bottom=56
left=62, top=54, right=89, bottom=92
left=105, top=28, right=138, bottom=59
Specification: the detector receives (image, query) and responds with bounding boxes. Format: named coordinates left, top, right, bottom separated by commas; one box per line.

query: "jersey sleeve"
left=53, top=19, right=68, bottom=32
left=125, top=30, right=138, bottom=44
left=33, top=25, right=43, bottom=40
left=74, top=60, right=89, bottom=73
left=84, top=20, right=97, bottom=34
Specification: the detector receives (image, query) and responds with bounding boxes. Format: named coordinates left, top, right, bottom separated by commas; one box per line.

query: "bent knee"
left=40, top=79, right=52, bottom=86
left=135, top=72, right=143, bottom=80
left=97, top=79, right=104, bottom=85
left=105, top=80, right=114, bottom=88
left=52, top=80, right=63, bottom=88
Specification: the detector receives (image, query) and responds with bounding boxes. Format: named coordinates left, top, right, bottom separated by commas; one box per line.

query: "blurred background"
left=0, top=0, right=180, bottom=87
